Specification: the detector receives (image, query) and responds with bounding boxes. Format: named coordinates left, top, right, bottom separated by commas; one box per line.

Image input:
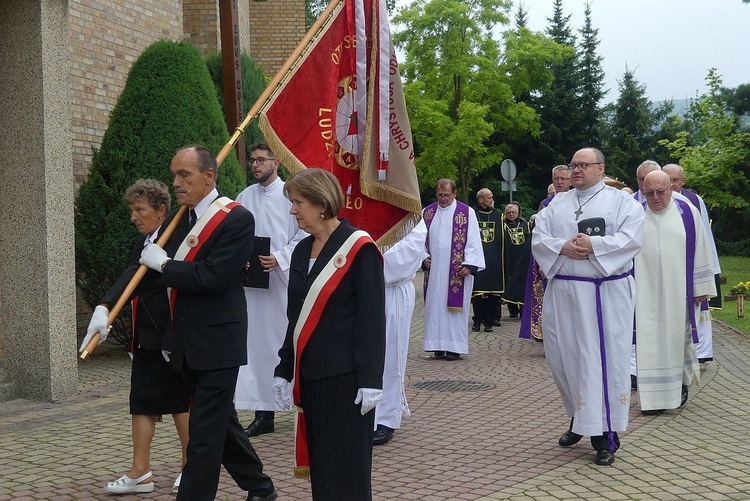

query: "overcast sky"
left=392, top=0, right=750, bottom=104
left=522, top=0, right=750, bottom=103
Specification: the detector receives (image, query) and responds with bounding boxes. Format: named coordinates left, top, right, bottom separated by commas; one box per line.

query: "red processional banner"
left=258, top=0, right=422, bottom=246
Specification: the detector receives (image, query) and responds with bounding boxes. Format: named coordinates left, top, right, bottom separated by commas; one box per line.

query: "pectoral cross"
left=574, top=207, right=583, bottom=220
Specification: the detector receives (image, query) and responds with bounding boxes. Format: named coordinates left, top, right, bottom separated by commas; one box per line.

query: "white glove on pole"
left=273, top=376, right=293, bottom=411
left=79, top=305, right=110, bottom=353
left=354, top=388, right=383, bottom=415
left=139, top=244, right=169, bottom=272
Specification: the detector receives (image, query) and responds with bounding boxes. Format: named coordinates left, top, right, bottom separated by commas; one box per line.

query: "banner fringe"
left=294, top=466, right=310, bottom=479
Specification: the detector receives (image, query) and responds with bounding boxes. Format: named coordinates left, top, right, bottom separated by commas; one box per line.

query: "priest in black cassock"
left=502, top=201, right=532, bottom=318
left=471, top=188, right=505, bottom=332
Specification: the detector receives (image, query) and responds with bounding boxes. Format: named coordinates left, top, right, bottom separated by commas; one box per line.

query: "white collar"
left=191, top=188, right=219, bottom=219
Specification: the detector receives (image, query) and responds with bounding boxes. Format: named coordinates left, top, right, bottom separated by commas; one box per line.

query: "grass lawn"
left=713, top=256, right=750, bottom=335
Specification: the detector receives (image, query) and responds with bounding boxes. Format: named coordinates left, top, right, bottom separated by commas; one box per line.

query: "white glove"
left=354, top=388, right=383, bottom=415
left=273, top=377, right=292, bottom=411
left=139, top=244, right=169, bottom=272
left=79, top=305, right=110, bottom=353
left=161, top=350, right=171, bottom=362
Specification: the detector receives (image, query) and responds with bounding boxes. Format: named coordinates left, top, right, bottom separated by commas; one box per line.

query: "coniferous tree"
left=75, top=41, right=245, bottom=348
left=532, top=0, right=582, bottom=167
left=602, top=68, right=658, bottom=183
left=514, top=2, right=528, bottom=29
left=577, top=1, right=605, bottom=147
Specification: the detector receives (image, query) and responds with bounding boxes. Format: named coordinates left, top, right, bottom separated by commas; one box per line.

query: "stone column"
left=0, top=0, right=77, bottom=401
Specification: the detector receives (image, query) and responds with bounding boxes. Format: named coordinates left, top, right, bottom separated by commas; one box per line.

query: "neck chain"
left=574, top=186, right=606, bottom=220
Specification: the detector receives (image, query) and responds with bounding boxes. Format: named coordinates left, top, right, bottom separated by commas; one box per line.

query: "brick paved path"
left=2, top=273, right=750, bottom=500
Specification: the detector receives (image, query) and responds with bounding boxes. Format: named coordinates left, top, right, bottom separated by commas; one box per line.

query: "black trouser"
left=179, top=366, right=275, bottom=501
left=471, top=295, right=496, bottom=327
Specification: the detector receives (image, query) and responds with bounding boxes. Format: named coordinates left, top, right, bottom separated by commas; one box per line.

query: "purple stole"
left=678, top=189, right=710, bottom=316
left=423, top=200, right=470, bottom=311
left=674, top=199, right=700, bottom=343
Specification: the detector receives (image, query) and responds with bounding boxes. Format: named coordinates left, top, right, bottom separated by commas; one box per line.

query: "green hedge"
left=75, top=40, right=246, bottom=348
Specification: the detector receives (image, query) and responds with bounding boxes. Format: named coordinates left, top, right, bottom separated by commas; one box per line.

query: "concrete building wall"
left=0, top=0, right=77, bottom=401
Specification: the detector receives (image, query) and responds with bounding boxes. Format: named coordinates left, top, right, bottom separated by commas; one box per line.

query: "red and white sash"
left=167, top=197, right=240, bottom=311
left=291, top=230, right=378, bottom=478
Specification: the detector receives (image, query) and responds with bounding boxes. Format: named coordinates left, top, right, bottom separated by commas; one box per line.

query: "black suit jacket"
left=275, top=220, right=386, bottom=389
left=100, top=234, right=175, bottom=351
left=155, top=201, right=255, bottom=371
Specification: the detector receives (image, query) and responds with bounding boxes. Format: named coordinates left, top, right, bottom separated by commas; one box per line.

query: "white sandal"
left=172, top=472, right=182, bottom=493
left=105, top=471, right=154, bottom=494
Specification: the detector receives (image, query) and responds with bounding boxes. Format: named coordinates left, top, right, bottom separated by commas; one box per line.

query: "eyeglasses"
left=436, top=193, right=454, bottom=199
left=567, top=162, right=602, bottom=171
left=553, top=176, right=570, bottom=182
left=644, top=189, right=669, bottom=198
left=250, top=157, right=276, bottom=165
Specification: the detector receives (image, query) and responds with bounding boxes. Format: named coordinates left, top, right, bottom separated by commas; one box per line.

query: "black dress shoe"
left=373, top=425, right=394, bottom=445
left=698, top=357, right=713, bottom=364
left=244, top=418, right=274, bottom=437
left=247, top=490, right=278, bottom=501
left=484, top=325, right=493, bottom=332
left=558, top=430, right=583, bottom=447
left=641, top=409, right=664, bottom=416
left=680, top=385, right=688, bottom=407
left=445, top=352, right=460, bottom=361
left=433, top=350, right=446, bottom=359
left=471, top=323, right=480, bottom=332
left=493, top=319, right=502, bottom=326
left=594, top=449, right=615, bottom=466
left=630, top=374, right=638, bottom=390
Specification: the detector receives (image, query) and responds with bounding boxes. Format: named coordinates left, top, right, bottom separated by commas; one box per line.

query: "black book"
left=244, top=236, right=271, bottom=289
left=577, top=217, right=606, bottom=237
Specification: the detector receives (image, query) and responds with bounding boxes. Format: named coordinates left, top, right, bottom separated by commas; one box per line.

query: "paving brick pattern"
left=2, top=273, right=750, bottom=500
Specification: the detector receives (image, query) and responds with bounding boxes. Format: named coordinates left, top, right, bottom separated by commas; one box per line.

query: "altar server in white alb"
left=235, top=143, right=306, bottom=437
left=422, top=179, right=484, bottom=361
left=634, top=171, right=716, bottom=414
left=531, top=147, right=644, bottom=466
left=373, top=220, right=428, bottom=445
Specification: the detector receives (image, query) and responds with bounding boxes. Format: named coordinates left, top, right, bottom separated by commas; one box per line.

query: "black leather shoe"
left=680, top=385, right=688, bottom=407
left=373, top=425, right=394, bottom=445
left=493, top=319, right=502, bottom=326
left=433, top=350, right=446, bottom=359
left=445, top=352, right=460, bottom=361
left=630, top=374, right=638, bottom=390
left=594, top=449, right=615, bottom=466
left=247, top=490, right=278, bottom=501
left=641, top=409, right=664, bottom=416
left=698, top=357, right=713, bottom=364
left=471, top=323, right=480, bottom=332
left=484, top=325, right=493, bottom=332
left=244, top=418, right=274, bottom=437
left=558, top=430, right=583, bottom=447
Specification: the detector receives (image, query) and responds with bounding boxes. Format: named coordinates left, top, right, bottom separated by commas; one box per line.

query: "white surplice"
left=234, top=177, right=307, bottom=411
left=376, top=220, right=428, bottom=430
left=532, top=182, right=644, bottom=437
left=635, top=197, right=716, bottom=410
left=423, top=201, right=485, bottom=355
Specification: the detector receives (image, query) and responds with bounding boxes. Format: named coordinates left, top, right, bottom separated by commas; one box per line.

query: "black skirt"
left=301, top=371, right=375, bottom=501
left=130, top=348, right=190, bottom=416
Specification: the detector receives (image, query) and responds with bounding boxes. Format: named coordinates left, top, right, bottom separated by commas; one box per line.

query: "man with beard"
left=471, top=188, right=504, bottom=332
left=234, top=143, right=306, bottom=437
